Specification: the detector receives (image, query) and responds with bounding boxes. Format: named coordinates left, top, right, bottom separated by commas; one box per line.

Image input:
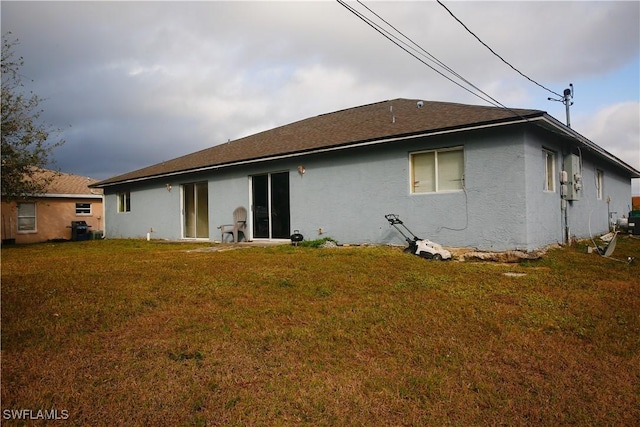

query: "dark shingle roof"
left=93, top=99, right=543, bottom=187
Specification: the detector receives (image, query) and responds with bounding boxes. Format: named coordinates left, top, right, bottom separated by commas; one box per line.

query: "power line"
left=436, top=0, right=563, bottom=99
left=337, top=1, right=503, bottom=109
left=336, top=0, right=531, bottom=121
left=336, top=0, right=484, bottom=103
left=356, top=1, right=477, bottom=96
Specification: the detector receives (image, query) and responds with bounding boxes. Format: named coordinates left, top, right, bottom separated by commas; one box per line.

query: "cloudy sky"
left=2, top=1, right=639, bottom=193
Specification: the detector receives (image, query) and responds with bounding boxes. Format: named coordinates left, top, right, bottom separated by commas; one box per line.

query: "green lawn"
left=2, top=238, right=639, bottom=426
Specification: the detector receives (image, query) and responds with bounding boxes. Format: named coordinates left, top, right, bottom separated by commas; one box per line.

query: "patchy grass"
left=1, top=238, right=639, bottom=426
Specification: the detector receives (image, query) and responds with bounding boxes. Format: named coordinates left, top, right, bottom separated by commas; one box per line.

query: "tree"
left=1, top=33, right=64, bottom=200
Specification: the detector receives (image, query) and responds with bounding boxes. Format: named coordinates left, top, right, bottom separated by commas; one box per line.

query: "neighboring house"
left=633, top=196, right=640, bottom=210
left=91, top=99, right=640, bottom=251
left=1, top=170, right=104, bottom=244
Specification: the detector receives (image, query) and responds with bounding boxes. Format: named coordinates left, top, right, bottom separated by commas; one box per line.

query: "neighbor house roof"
left=92, top=98, right=639, bottom=188
left=35, top=169, right=103, bottom=198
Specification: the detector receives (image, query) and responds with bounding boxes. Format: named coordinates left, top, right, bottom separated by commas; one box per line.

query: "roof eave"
left=533, top=114, right=640, bottom=178
left=40, top=193, right=103, bottom=199
left=91, top=113, right=546, bottom=189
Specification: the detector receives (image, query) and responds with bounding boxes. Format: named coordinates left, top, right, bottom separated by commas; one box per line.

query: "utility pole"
left=548, top=83, right=574, bottom=127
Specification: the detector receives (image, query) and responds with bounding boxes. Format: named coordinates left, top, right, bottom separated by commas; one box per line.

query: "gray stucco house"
left=91, top=99, right=639, bottom=251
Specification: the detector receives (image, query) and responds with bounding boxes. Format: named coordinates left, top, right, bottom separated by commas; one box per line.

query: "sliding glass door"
left=251, top=172, right=290, bottom=239
left=183, top=182, right=209, bottom=239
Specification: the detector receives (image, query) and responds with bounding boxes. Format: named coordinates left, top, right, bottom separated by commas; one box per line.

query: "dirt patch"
left=503, top=272, right=527, bottom=277
left=458, top=250, right=545, bottom=263
left=436, top=245, right=547, bottom=263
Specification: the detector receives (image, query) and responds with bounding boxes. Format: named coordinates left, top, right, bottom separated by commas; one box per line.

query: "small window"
left=411, top=148, right=464, bottom=193
left=595, top=169, right=603, bottom=200
left=543, top=149, right=555, bottom=192
left=76, top=203, right=92, bottom=215
left=17, top=202, right=36, bottom=232
left=117, top=191, right=131, bottom=213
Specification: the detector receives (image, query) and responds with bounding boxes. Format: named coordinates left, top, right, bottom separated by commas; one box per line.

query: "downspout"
left=561, top=149, right=570, bottom=245
left=100, top=192, right=106, bottom=238
left=563, top=199, right=569, bottom=244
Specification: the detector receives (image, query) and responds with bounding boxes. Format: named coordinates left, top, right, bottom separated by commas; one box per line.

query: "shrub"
left=297, top=237, right=338, bottom=248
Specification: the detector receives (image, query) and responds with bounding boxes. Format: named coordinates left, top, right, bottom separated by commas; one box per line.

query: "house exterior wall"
left=522, top=126, right=634, bottom=247
left=522, top=128, right=565, bottom=249
left=103, top=126, right=528, bottom=250
left=460, top=128, right=528, bottom=250
left=566, top=160, right=632, bottom=237
left=1, top=197, right=103, bottom=244
left=101, top=124, right=634, bottom=251
left=286, top=127, right=530, bottom=251
left=103, top=180, right=182, bottom=239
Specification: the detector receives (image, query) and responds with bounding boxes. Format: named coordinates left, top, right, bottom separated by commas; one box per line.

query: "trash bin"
left=70, top=221, right=91, bottom=241
left=90, top=230, right=104, bottom=240
left=629, top=211, right=640, bottom=236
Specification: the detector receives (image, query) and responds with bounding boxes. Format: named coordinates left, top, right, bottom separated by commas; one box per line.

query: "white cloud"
left=576, top=102, right=640, bottom=170
left=575, top=102, right=640, bottom=196
left=1, top=0, right=638, bottom=184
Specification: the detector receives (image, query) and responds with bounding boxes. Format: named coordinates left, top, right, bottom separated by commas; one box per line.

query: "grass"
left=1, top=237, right=639, bottom=426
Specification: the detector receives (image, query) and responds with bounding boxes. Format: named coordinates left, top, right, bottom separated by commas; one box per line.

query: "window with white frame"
left=595, top=169, right=603, bottom=200
left=76, top=203, right=91, bottom=215
left=17, top=202, right=36, bottom=232
left=117, top=191, right=131, bottom=213
left=543, top=149, right=555, bottom=192
left=410, top=148, right=464, bottom=193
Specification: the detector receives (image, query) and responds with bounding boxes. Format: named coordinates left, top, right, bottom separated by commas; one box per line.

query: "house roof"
left=92, top=98, right=639, bottom=187
left=36, top=169, right=103, bottom=197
